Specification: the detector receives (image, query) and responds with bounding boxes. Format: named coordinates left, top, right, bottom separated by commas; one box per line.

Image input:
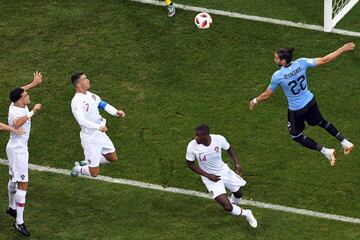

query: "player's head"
left=275, top=48, right=294, bottom=66
left=195, top=124, right=210, bottom=145
left=10, top=88, right=30, bottom=105
left=71, top=72, right=90, bottom=91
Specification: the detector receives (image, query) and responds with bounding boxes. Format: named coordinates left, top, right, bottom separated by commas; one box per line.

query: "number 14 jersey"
left=186, top=134, right=231, bottom=175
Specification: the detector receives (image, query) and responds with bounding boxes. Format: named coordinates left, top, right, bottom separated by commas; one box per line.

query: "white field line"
left=0, top=159, right=359, bottom=224
left=130, top=0, right=360, bottom=37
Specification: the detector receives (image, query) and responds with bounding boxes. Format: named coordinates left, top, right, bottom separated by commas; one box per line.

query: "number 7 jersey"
left=268, top=58, right=317, bottom=111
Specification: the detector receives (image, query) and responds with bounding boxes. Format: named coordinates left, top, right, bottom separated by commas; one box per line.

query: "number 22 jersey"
left=268, top=58, right=317, bottom=111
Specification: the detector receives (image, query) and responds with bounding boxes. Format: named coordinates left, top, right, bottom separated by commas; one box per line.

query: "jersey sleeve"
left=219, top=135, right=230, bottom=150
left=93, top=93, right=102, bottom=105
left=186, top=142, right=196, bottom=161
left=71, top=99, right=101, bottom=130
left=267, top=72, right=280, bottom=92
left=299, top=58, right=317, bottom=68
left=9, top=107, right=25, bottom=126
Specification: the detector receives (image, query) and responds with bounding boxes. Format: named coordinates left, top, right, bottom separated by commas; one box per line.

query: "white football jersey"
left=186, top=134, right=231, bottom=174
left=71, top=91, right=105, bottom=134
left=8, top=103, right=31, bottom=146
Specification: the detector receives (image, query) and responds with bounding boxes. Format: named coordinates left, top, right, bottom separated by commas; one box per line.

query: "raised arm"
left=249, top=88, right=274, bottom=111
left=21, top=71, right=42, bottom=91
left=315, top=43, right=355, bottom=66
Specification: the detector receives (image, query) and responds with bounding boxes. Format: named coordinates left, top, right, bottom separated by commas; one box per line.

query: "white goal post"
left=324, top=0, right=359, bottom=32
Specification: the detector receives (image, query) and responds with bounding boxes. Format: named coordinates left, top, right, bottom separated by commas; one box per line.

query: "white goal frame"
left=324, top=0, right=359, bottom=32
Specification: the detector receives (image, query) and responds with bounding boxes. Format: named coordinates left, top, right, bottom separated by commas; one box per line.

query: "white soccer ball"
left=194, top=12, right=213, bottom=29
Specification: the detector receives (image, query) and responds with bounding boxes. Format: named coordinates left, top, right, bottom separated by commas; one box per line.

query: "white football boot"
left=244, top=210, right=257, bottom=228
left=341, top=139, right=354, bottom=155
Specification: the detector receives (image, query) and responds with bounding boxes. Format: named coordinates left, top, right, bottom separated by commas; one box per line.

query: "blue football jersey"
left=268, top=58, right=317, bottom=111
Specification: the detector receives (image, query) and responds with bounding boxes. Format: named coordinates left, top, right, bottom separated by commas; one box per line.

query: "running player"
left=186, top=124, right=257, bottom=228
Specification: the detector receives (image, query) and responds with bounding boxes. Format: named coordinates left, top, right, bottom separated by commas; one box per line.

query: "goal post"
left=324, top=0, right=359, bottom=32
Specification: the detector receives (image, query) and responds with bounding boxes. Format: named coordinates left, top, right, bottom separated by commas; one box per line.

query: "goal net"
left=324, top=0, right=359, bottom=32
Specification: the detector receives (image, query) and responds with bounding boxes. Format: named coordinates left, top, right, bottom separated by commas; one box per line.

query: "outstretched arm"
left=315, top=43, right=355, bottom=66
left=249, top=88, right=274, bottom=111
left=226, top=146, right=242, bottom=175
left=98, top=100, right=125, bottom=118
left=21, top=71, right=42, bottom=91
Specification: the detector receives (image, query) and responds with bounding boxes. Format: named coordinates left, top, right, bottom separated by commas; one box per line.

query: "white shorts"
left=6, top=143, right=29, bottom=183
left=81, top=131, right=116, bottom=167
left=201, top=167, right=246, bottom=199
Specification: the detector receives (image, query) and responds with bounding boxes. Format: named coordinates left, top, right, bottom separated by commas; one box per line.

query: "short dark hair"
left=9, top=88, right=24, bottom=103
left=71, top=72, right=84, bottom=85
left=195, top=124, right=210, bottom=135
left=276, top=48, right=295, bottom=64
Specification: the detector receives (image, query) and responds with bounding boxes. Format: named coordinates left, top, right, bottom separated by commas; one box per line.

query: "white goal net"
left=324, top=0, right=359, bottom=32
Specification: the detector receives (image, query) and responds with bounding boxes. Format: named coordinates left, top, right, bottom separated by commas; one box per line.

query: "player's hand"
left=341, top=43, right=355, bottom=52
left=206, top=174, right=221, bottom=182
left=12, top=128, right=24, bottom=135
left=234, top=164, right=243, bottom=176
left=32, top=103, right=42, bottom=113
left=32, top=71, right=42, bottom=86
left=249, top=99, right=256, bottom=111
left=99, top=126, right=108, bottom=132
left=116, top=110, right=125, bottom=118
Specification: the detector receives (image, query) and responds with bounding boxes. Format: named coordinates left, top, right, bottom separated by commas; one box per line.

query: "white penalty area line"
left=0, top=159, right=359, bottom=225
left=131, top=0, right=360, bottom=37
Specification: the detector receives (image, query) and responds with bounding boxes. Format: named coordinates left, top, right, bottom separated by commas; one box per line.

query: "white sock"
left=341, top=139, right=351, bottom=147
left=8, top=181, right=17, bottom=209
left=15, top=189, right=27, bottom=224
left=230, top=204, right=242, bottom=216
left=230, top=194, right=243, bottom=205
left=80, top=166, right=90, bottom=176
left=320, top=147, right=330, bottom=155
left=100, top=155, right=110, bottom=165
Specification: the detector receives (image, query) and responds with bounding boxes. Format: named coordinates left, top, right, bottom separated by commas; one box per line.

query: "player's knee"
left=89, top=168, right=99, bottom=177
left=318, top=120, right=329, bottom=128
left=292, top=133, right=304, bottom=143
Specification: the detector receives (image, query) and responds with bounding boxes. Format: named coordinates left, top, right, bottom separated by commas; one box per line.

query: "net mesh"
left=333, top=0, right=352, bottom=17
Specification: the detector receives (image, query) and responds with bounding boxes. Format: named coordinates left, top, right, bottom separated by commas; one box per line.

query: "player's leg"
left=12, top=150, right=30, bottom=236
left=288, top=109, right=336, bottom=165
left=71, top=141, right=101, bottom=177
left=308, top=100, right=354, bottom=155
left=101, top=134, right=117, bottom=163
left=214, top=194, right=257, bottom=228
left=203, top=175, right=257, bottom=228
left=165, top=0, right=175, bottom=17
left=6, top=145, right=17, bottom=218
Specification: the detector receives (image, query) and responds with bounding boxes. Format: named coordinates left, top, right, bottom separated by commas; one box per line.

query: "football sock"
left=15, top=189, right=26, bottom=225
left=230, top=194, right=242, bottom=205
left=80, top=166, right=91, bottom=176
left=292, top=134, right=323, bottom=151
left=8, top=181, right=16, bottom=209
left=319, top=121, right=344, bottom=142
left=100, top=155, right=110, bottom=165
left=230, top=204, right=242, bottom=216
left=165, top=0, right=172, bottom=6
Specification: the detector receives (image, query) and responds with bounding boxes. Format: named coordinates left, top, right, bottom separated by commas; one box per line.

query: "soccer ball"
left=194, top=12, right=213, bottom=29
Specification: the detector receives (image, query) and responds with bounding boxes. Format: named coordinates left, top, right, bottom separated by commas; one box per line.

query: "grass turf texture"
left=0, top=165, right=360, bottom=239
left=0, top=0, right=359, bottom=239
